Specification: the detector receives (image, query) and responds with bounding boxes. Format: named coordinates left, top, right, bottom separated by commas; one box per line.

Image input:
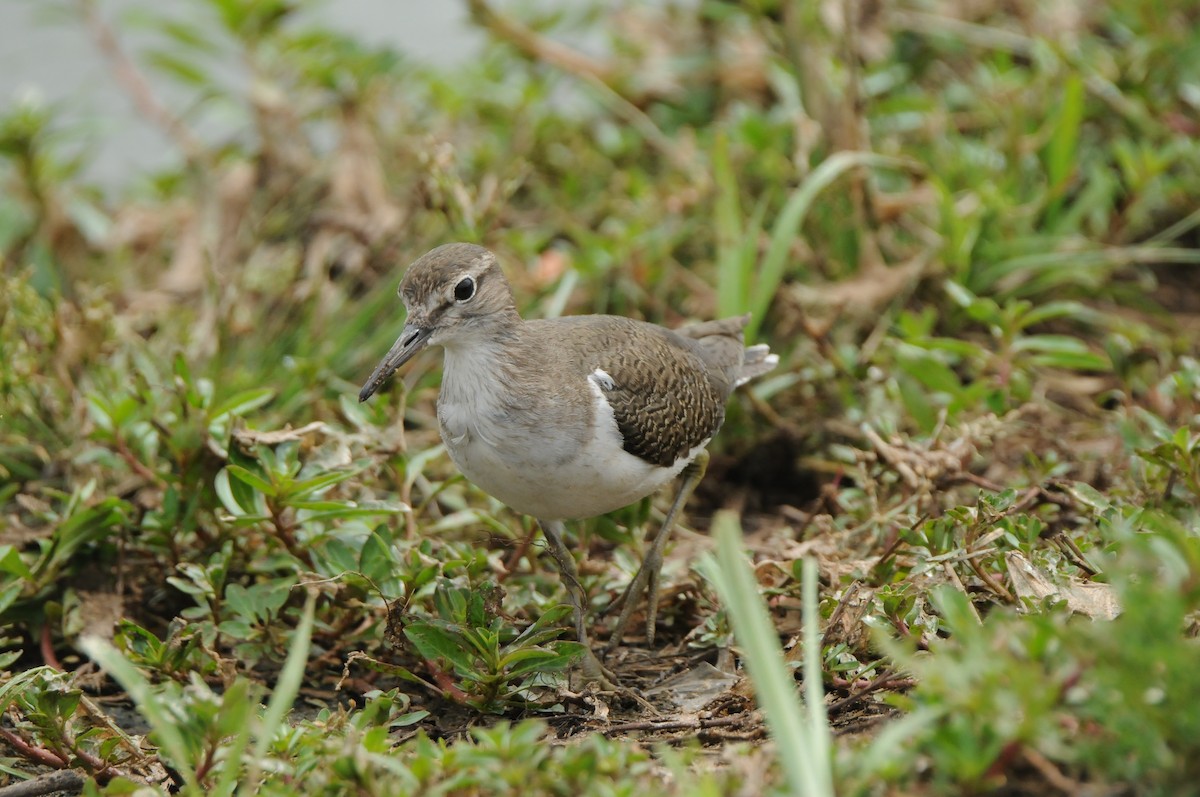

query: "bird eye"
left=454, top=276, right=475, bottom=302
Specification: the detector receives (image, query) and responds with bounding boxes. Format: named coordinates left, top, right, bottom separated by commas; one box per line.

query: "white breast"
left=437, top=352, right=705, bottom=521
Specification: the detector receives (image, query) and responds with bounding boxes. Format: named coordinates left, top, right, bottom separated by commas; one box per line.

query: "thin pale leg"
left=606, top=450, right=709, bottom=651
left=538, top=519, right=618, bottom=687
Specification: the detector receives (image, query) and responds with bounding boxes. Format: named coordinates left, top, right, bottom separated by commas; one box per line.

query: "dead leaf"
left=643, top=662, right=740, bottom=712
left=232, top=422, right=329, bottom=446
left=1006, top=552, right=1120, bottom=620
left=71, top=590, right=125, bottom=644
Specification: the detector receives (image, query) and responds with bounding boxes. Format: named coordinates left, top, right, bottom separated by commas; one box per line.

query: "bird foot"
left=578, top=647, right=621, bottom=691
left=575, top=648, right=660, bottom=712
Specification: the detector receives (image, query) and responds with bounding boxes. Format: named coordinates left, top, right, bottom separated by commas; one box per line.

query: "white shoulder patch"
left=588, top=367, right=616, bottom=391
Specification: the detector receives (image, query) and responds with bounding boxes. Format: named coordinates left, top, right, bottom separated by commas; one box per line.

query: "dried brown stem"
left=39, top=624, right=62, bottom=671
left=0, top=769, right=84, bottom=797
left=465, top=0, right=702, bottom=180
left=0, top=728, right=68, bottom=769
left=604, top=712, right=755, bottom=734
left=1022, top=747, right=1081, bottom=795
left=827, top=669, right=916, bottom=713
left=465, top=0, right=614, bottom=85
left=78, top=0, right=205, bottom=165
left=113, top=432, right=160, bottom=485
left=968, top=554, right=1017, bottom=604
left=943, top=562, right=983, bottom=623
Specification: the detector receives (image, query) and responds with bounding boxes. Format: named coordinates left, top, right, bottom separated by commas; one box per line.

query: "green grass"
left=2, top=0, right=1200, bottom=794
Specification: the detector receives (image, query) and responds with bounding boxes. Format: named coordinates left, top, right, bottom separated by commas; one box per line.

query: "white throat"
left=437, top=338, right=515, bottom=449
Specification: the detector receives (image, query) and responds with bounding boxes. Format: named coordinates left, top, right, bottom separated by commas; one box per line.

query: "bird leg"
left=538, top=519, right=618, bottom=687
left=606, top=449, right=709, bottom=651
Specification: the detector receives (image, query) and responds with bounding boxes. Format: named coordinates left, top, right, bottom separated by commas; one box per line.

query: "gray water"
left=0, top=0, right=479, bottom=185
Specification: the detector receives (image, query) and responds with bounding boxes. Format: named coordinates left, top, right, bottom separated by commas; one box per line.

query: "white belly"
left=437, top=357, right=706, bottom=520
left=444, top=425, right=687, bottom=520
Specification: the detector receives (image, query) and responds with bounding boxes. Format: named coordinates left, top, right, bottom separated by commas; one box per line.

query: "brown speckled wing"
left=556, top=316, right=746, bottom=468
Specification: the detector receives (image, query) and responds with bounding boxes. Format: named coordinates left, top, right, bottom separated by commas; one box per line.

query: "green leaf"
left=226, top=583, right=287, bottom=622
left=509, top=642, right=584, bottom=675
left=403, top=445, right=447, bottom=494
left=144, top=49, right=210, bottom=88
left=225, top=464, right=277, bottom=497
left=1060, top=480, right=1113, bottom=511
left=213, top=468, right=241, bottom=516
left=0, top=545, right=32, bottom=579
left=294, top=505, right=406, bottom=524
left=1014, top=334, right=1109, bottom=371
left=287, top=467, right=364, bottom=498
left=156, top=19, right=222, bottom=54
left=943, top=279, right=977, bottom=309
left=81, top=639, right=198, bottom=789
left=459, top=625, right=501, bottom=665
left=498, top=646, right=572, bottom=676
left=509, top=604, right=573, bottom=648
left=209, top=388, right=275, bottom=422
left=896, top=349, right=963, bottom=395
left=358, top=532, right=396, bottom=587
left=404, top=622, right=477, bottom=674
left=1044, top=74, right=1085, bottom=192
left=703, top=514, right=833, bottom=797
left=1016, top=300, right=1101, bottom=329
left=38, top=497, right=127, bottom=583
left=246, top=589, right=317, bottom=789
left=1027, top=351, right=1111, bottom=371
left=1011, top=334, right=1091, bottom=355
left=318, top=538, right=360, bottom=575
left=287, top=500, right=351, bottom=511
left=747, top=151, right=912, bottom=341
left=896, top=374, right=938, bottom=432
left=0, top=580, right=22, bottom=617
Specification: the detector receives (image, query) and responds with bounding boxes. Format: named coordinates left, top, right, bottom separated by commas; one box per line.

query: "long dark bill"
left=358, top=324, right=433, bottom=402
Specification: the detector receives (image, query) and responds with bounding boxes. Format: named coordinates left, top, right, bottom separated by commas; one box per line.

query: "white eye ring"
left=454, top=276, right=475, bottom=302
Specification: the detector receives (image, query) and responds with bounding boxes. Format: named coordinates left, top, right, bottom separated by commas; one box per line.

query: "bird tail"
left=735, top=343, right=778, bottom=386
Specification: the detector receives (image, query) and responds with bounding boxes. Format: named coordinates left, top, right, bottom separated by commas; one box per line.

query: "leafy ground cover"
left=2, top=0, right=1200, bottom=794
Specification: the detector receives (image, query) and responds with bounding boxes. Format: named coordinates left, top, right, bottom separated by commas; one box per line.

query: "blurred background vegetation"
left=1, top=0, right=1199, bottom=794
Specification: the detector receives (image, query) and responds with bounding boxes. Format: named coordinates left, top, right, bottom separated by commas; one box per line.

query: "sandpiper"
left=359, top=243, right=776, bottom=676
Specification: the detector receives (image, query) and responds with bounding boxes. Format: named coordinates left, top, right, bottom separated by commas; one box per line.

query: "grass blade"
left=748, top=151, right=911, bottom=341
left=703, top=511, right=834, bottom=797
left=80, top=636, right=198, bottom=792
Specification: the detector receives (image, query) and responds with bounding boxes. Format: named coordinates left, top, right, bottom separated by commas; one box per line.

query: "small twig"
left=79, top=0, right=205, bottom=165
left=604, top=712, right=754, bottom=735
left=465, top=0, right=703, bottom=181
left=500, top=530, right=536, bottom=582
left=1010, top=485, right=1056, bottom=515
left=1021, top=747, right=1081, bottom=795
left=1162, top=468, right=1178, bottom=503
left=0, top=728, right=68, bottom=769
left=820, top=581, right=861, bottom=648
left=941, top=472, right=1006, bottom=492
left=862, top=426, right=921, bottom=489
left=827, top=668, right=916, bottom=713
left=466, top=0, right=614, bottom=84
left=942, top=562, right=983, bottom=623
left=423, top=660, right=469, bottom=704
left=869, top=520, right=918, bottom=583
left=39, top=624, right=62, bottom=671
left=1053, top=533, right=1099, bottom=577
left=78, top=695, right=144, bottom=759
left=0, top=770, right=85, bottom=797
left=112, top=432, right=160, bottom=484
left=967, top=554, right=1017, bottom=604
